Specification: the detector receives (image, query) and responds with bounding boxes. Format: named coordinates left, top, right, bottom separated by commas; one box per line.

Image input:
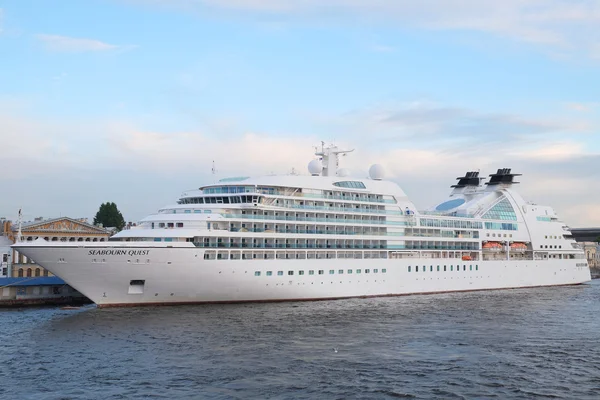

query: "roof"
left=11, top=217, right=110, bottom=234
left=0, top=277, right=66, bottom=287
left=192, top=174, right=409, bottom=198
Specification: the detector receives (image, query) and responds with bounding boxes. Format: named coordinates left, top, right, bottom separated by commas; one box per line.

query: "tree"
left=93, top=202, right=126, bottom=231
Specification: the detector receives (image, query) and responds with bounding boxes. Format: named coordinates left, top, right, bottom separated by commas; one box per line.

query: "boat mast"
left=16, top=208, right=23, bottom=243
left=314, top=143, right=354, bottom=177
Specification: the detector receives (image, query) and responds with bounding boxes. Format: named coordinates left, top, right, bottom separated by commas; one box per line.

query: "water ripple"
left=1, top=281, right=599, bottom=399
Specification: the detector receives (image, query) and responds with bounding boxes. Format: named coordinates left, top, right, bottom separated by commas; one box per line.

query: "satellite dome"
left=337, top=168, right=350, bottom=177
left=369, top=164, right=385, bottom=180
left=308, top=160, right=323, bottom=176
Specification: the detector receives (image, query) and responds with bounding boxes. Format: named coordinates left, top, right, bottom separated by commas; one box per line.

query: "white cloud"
left=508, top=142, right=587, bottom=161
left=371, top=44, right=395, bottom=53
left=36, top=34, right=119, bottom=52
left=131, top=0, right=600, bottom=59
left=0, top=99, right=599, bottom=227
left=565, top=102, right=599, bottom=112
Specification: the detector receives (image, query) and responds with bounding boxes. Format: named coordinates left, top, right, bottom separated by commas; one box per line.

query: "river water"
left=1, top=280, right=600, bottom=399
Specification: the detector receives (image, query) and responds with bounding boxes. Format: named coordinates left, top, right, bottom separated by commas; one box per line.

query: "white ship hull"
left=14, top=243, right=592, bottom=307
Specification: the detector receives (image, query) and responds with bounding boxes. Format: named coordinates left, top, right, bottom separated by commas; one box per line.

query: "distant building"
left=2, top=217, right=111, bottom=278
left=0, top=235, right=11, bottom=277
left=0, top=277, right=88, bottom=306
left=583, top=242, right=598, bottom=269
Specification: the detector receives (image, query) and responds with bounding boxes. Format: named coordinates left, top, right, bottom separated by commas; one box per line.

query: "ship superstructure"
left=13, top=144, right=591, bottom=306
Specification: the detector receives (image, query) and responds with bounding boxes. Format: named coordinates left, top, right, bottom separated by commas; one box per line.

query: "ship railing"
left=194, top=243, right=478, bottom=251
left=296, top=193, right=396, bottom=204
left=194, top=243, right=389, bottom=250
left=227, top=227, right=403, bottom=236
left=266, top=204, right=402, bottom=215
left=223, top=214, right=408, bottom=226
left=419, top=211, right=477, bottom=218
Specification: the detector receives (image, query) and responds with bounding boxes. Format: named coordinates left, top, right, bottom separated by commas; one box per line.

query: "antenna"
left=211, top=160, right=216, bottom=175
left=17, top=208, right=23, bottom=243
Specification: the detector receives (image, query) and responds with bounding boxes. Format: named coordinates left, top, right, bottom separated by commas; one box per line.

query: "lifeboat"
left=482, top=241, right=502, bottom=252
left=510, top=242, right=528, bottom=252
left=462, top=255, right=472, bottom=261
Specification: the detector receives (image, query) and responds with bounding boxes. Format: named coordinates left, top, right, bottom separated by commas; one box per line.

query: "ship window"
left=450, top=265, right=453, bottom=271
left=382, top=268, right=387, bottom=273
left=374, top=269, right=378, bottom=273
left=338, top=270, right=344, bottom=274
left=408, top=266, right=411, bottom=272
left=329, top=270, right=334, bottom=275
left=437, top=265, right=440, bottom=271
left=159, top=223, right=165, bottom=228
left=266, top=271, right=272, bottom=276
left=430, top=265, right=433, bottom=272
left=482, top=197, right=517, bottom=221
left=299, top=271, right=304, bottom=275
left=318, top=270, right=324, bottom=275
left=470, top=265, right=472, bottom=271
left=177, top=223, right=184, bottom=228
left=288, top=271, right=294, bottom=275
left=365, top=269, right=370, bottom=274
left=463, top=265, right=466, bottom=271
left=476, top=265, right=479, bottom=270
left=416, top=266, right=419, bottom=272
left=277, top=271, right=283, bottom=276
left=167, top=223, right=174, bottom=228
left=254, top=271, right=261, bottom=276
left=356, top=269, right=361, bottom=274
left=347, top=269, right=353, bottom=274
left=444, top=265, right=447, bottom=271
left=309, top=270, right=314, bottom=275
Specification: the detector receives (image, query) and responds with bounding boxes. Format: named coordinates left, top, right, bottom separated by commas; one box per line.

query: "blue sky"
left=1, top=0, right=599, bottom=226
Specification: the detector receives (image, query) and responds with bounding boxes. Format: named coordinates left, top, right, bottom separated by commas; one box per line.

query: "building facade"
left=583, top=242, right=598, bottom=269
left=3, top=217, right=111, bottom=278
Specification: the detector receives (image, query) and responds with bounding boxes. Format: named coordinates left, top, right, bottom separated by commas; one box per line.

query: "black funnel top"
left=451, top=171, right=482, bottom=188
left=485, top=168, right=521, bottom=186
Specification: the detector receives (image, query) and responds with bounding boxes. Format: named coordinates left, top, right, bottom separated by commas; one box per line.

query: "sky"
left=0, top=0, right=599, bottom=226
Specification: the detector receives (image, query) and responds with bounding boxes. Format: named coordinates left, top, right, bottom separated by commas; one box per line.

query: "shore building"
left=2, top=217, right=111, bottom=278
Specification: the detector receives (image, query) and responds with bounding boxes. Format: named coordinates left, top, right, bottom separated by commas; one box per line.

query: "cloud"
left=326, top=102, right=587, bottom=155
left=371, top=44, right=395, bottom=53
left=565, top=102, right=599, bottom=112
left=0, top=98, right=599, bottom=227
left=129, top=0, right=600, bottom=59
left=36, top=34, right=120, bottom=52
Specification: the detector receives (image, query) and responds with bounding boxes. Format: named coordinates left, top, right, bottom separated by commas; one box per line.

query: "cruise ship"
left=13, top=144, right=591, bottom=307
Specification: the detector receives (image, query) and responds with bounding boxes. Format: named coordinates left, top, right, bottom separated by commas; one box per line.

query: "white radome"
left=336, top=168, right=350, bottom=177
left=369, top=164, right=385, bottom=180
left=308, top=159, right=323, bottom=175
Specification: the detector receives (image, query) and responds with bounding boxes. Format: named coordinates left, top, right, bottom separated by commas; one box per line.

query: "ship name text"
left=88, top=249, right=150, bottom=256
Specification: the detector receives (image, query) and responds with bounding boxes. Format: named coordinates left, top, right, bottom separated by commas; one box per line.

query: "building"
left=0, top=276, right=88, bottom=306
left=0, top=235, right=11, bottom=277
left=2, top=217, right=111, bottom=278
left=583, top=242, right=598, bottom=269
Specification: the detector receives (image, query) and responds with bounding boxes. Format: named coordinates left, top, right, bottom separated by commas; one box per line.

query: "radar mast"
left=314, top=143, right=354, bottom=177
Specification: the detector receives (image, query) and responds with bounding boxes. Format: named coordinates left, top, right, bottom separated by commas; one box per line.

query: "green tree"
left=93, top=202, right=126, bottom=231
